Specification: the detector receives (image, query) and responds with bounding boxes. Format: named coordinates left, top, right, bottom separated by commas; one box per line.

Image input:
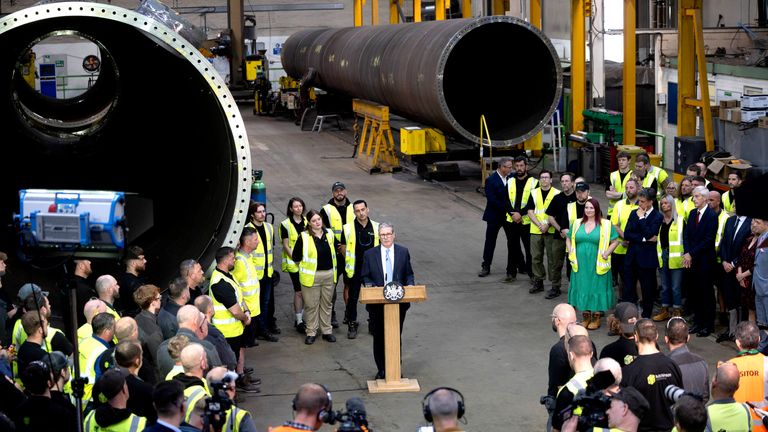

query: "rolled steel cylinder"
left=282, top=16, right=562, bottom=146
left=0, top=3, right=251, bottom=282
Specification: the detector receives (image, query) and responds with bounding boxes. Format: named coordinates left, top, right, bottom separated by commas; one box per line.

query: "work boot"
left=504, top=273, right=516, bottom=283
left=295, top=321, right=306, bottom=335
left=478, top=267, right=490, bottom=277
left=588, top=312, right=602, bottom=330
left=529, top=280, right=544, bottom=294
left=672, top=308, right=683, bottom=317
left=331, top=311, right=339, bottom=329
left=348, top=321, right=359, bottom=339
left=545, top=287, right=561, bottom=299
left=257, top=331, right=279, bottom=342
left=652, top=307, right=670, bottom=322
left=581, top=312, right=591, bottom=327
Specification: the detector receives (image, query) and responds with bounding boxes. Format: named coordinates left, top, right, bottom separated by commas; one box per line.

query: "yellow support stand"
left=677, top=0, right=714, bottom=151
left=354, top=99, right=402, bottom=174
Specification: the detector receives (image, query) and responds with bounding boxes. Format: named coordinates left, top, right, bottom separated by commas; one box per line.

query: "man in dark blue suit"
left=684, top=186, right=719, bottom=336
left=716, top=202, right=752, bottom=342
left=479, top=157, right=514, bottom=277
left=362, top=223, right=415, bottom=379
left=623, top=188, right=664, bottom=318
left=143, top=380, right=185, bottom=432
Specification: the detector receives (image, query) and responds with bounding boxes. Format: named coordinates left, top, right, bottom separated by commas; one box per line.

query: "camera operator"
left=270, top=383, right=332, bottom=431
left=672, top=395, right=707, bottom=432
left=705, top=362, right=752, bottom=431
left=206, top=366, right=257, bottom=432
left=593, top=358, right=622, bottom=395
left=421, top=388, right=465, bottom=432
left=561, top=386, right=649, bottom=432
left=553, top=334, right=594, bottom=432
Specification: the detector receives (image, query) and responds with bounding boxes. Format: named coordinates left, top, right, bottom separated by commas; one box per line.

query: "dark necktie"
left=696, top=211, right=701, bottom=225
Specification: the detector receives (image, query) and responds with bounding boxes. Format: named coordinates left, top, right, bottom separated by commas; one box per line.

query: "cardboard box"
left=726, top=108, right=742, bottom=123
left=741, top=109, right=767, bottom=123
left=708, top=157, right=753, bottom=182
left=758, top=116, right=768, bottom=129
left=720, top=99, right=740, bottom=109
left=742, top=94, right=768, bottom=109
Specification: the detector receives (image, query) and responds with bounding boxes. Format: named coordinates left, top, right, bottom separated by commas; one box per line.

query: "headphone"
left=292, top=383, right=334, bottom=424
left=422, top=387, right=465, bottom=423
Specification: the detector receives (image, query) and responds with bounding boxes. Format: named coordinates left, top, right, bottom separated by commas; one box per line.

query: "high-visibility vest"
left=706, top=401, right=753, bottom=432
left=658, top=217, right=685, bottom=269
left=642, top=165, right=668, bottom=194
left=676, top=197, right=695, bottom=222
left=506, top=176, right=539, bottom=224
left=84, top=409, right=146, bottom=432
left=224, top=406, right=250, bottom=432
left=280, top=218, right=306, bottom=273
left=322, top=203, right=354, bottom=241
left=723, top=190, right=736, bottom=215
left=100, top=300, right=121, bottom=321
left=184, top=383, right=211, bottom=423
left=246, top=222, right=274, bottom=279
left=343, top=220, right=380, bottom=278
left=569, top=219, right=612, bottom=275
left=557, top=370, right=594, bottom=416
left=298, top=230, right=338, bottom=287
left=729, top=353, right=768, bottom=404
left=529, top=187, right=560, bottom=234
left=165, top=364, right=184, bottom=380
left=79, top=335, right=109, bottom=405
left=715, top=210, right=730, bottom=262
left=210, top=269, right=245, bottom=338
left=608, top=170, right=632, bottom=216
left=610, top=199, right=638, bottom=255
left=77, top=323, right=92, bottom=344
left=233, top=251, right=261, bottom=317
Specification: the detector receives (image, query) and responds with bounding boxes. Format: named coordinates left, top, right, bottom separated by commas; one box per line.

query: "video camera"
left=327, top=397, right=371, bottom=432
left=557, top=370, right=615, bottom=431
left=204, top=373, right=236, bottom=431
left=664, top=385, right=704, bottom=403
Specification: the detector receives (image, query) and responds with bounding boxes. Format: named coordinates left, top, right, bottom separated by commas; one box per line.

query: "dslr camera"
left=328, top=397, right=371, bottom=432
left=204, top=374, right=237, bottom=431
left=557, top=370, right=615, bottom=431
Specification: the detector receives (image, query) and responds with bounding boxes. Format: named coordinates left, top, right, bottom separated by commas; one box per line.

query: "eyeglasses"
left=380, top=233, right=394, bottom=237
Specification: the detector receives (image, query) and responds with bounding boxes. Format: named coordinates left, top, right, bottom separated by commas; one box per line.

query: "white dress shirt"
left=381, top=245, right=395, bottom=283
left=497, top=170, right=507, bottom=186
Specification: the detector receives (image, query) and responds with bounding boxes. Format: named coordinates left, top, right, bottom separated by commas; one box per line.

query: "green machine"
left=582, top=108, right=623, bottom=144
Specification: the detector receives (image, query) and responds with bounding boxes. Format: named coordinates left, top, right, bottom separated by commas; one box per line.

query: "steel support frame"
left=572, top=0, right=586, bottom=132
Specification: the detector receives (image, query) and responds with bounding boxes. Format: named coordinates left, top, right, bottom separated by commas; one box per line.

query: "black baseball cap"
left=331, top=181, right=346, bottom=191
left=613, top=386, right=650, bottom=418
left=98, top=368, right=129, bottom=401
left=614, top=302, right=639, bottom=334
left=575, top=182, right=590, bottom=191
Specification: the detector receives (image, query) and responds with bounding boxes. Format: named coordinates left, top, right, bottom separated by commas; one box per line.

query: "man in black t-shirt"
left=17, top=311, right=50, bottom=375
left=339, top=200, right=378, bottom=339
left=600, top=302, right=640, bottom=368
left=117, top=245, right=147, bottom=316
left=621, top=319, right=683, bottom=431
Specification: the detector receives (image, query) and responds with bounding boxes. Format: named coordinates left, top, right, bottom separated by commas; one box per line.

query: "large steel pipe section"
left=282, top=16, right=562, bottom=146
left=0, top=3, right=251, bottom=281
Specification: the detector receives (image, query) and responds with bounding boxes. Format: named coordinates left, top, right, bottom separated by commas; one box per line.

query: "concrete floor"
left=235, top=107, right=736, bottom=431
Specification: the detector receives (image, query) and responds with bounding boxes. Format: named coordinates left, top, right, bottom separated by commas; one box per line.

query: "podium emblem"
left=383, top=282, right=405, bottom=302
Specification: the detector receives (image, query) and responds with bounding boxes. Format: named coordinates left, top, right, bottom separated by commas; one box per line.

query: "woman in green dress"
left=566, top=198, right=619, bottom=330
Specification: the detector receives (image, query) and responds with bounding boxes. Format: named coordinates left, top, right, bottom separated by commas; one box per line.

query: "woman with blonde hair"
left=653, top=194, right=685, bottom=321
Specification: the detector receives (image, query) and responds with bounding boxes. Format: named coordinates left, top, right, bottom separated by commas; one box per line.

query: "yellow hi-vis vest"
left=280, top=218, right=306, bottom=273
left=715, top=210, right=730, bottom=262
left=298, top=230, right=338, bottom=287
left=530, top=187, right=560, bottom=234
left=12, top=321, right=70, bottom=386
left=506, top=176, right=539, bottom=224
left=343, top=220, right=380, bottom=278
left=723, top=190, right=736, bottom=215
left=569, top=219, right=612, bottom=275
left=706, top=401, right=753, bottom=432
left=224, top=406, right=251, bottom=432
left=246, top=222, right=274, bottom=279
left=184, top=383, right=211, bottom=423
left=676, top=197, right=695, bottom=222
left=567, top=200, right=589, bottom=227
left=79, top=335, right=109, bottom=405
left=84, top=409, right=146, bottom=432
left=642, top=165, right=668, bottom=194
left=165, top=364, right=184, bottom=380
left=610, top=199, right=638, bottom=255
left=322, top=203, right=354, bottom=241
left=77, top=323, right=92, bottom=344
left=210, top=269, right=245, bottom=338
left=557, top=370, right=594, bottom=417
left=608, top=170, right=632, bottom=216
left=233, top=251, right=261, bottom=317
left=658, top=216, right=685, bottom=269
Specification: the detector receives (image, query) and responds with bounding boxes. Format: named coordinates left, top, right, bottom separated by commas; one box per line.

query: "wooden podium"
left=360, top=285, right=427, bottom=393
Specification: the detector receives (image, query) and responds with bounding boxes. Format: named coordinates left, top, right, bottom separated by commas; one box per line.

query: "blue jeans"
left=659, top=249, right=683, bottom=308
left=258, top=277, right=272, bottom=331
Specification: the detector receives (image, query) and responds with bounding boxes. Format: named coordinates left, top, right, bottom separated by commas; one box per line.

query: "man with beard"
left=96, top=275, right=122, bottom=320
left=179, top=259, right=206, bottom=304
left=676, top=177, right=695, bottom=220
left=547, top=176, right=590, bottom=297
left=117, top=245, right=147, bottom=317
left=722, top=172, right=741, bottom=214
left=503, top=156, right=539, bottom=280
left=606, top=151, right=633, bottom=218
left=611, top=179, right=640, bottom=299
left=320, top=182, right=354, bottom=328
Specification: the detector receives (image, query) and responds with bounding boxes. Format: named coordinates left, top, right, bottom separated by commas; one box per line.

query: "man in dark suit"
left=361, top=223, right=415, bottom=379
left=479, top=157, right=514, bottom=277
left=684, top=186, right=719, bottom=336
left=717, top=203, right=752, bottom=342
left=623, top=188, right=664, bottom=318
left=143, top=380, right=185, bottom=432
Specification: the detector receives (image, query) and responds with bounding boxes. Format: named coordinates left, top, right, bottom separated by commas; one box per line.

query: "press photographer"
left=552, top=334, right=594, bottom=431
left=560, top=386, right=649, bottom=432
left=204, top=367, right=257, bottom=432
left=269, top=383, right=370, bottom=432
